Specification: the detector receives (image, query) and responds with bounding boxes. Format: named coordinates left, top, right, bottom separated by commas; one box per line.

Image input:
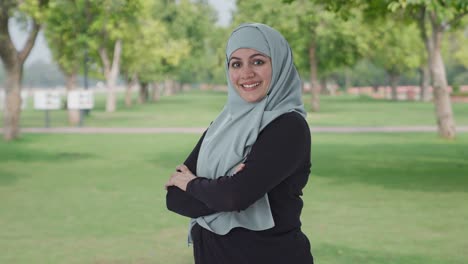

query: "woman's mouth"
left=241, top=82, right=260, bottom=91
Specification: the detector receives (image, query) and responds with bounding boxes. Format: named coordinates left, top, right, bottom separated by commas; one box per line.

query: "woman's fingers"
left=165, top=172, right=179, bottom=189
left=167, top=165, right=196, bottom=191
left=165, top=171, right=195, bottom=191
left=164, top=178, right=172, bottom=189
left=176, top=164, right=189, bottom=173
left=234, top=163, right=245, bottom=174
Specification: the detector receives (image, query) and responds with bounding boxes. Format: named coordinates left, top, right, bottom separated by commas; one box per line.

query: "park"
left=1, top=0, right=468, bottom=263
left=1, top=91, right=468, bottom=263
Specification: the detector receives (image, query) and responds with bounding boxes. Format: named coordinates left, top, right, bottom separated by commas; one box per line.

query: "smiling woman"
left=165, top=23, right=313, bottom=264
left=228, top=49, right=272, bottom=103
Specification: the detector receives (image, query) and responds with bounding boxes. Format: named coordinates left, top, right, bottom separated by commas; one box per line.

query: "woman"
left=165, top=23, right=313, bottom=264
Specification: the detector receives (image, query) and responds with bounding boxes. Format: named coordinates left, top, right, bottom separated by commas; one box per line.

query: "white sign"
left=1, top=90, right=29, bottom=110
left=21, top=91, right=28, bottom=109
left=34, top=90, right=62, bottom=110
left=68, top=90, right=94, bottom=109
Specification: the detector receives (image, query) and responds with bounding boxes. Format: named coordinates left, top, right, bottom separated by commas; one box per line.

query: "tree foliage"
left=161, top=0, right=222, bottom=84
left=368, top=19, right=422, bottom=77
left=120, top=0, right=190, bottom=84
left=44, top=0, right=87, bottom=76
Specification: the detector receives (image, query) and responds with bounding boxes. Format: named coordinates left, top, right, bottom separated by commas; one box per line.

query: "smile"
left=241, top=82, right=260, bottom=89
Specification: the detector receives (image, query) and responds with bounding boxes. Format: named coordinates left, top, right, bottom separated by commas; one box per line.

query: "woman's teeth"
left=242, top=82, right=260, bottom=88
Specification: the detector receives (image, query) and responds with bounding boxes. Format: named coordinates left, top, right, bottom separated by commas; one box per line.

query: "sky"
left=10, top=0, right=235, bottom=66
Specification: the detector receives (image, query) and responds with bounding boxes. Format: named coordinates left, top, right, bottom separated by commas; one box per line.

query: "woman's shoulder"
left=264, top=111, right=310, bottom=137
left=273, top=111, right=309, bottom=128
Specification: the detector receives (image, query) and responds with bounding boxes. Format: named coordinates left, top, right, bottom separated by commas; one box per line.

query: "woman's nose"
left=241, top=65, right=255, bottom=79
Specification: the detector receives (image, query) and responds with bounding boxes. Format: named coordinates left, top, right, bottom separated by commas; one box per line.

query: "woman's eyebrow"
left=229, top=53, right=268, bottom=62
left=228, top=56, right=241, bottom=62
left=250, top=53, right=268, bottom=59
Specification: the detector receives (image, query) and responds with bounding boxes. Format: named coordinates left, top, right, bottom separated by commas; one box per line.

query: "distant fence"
left=347, top=85, right=468, bottom=101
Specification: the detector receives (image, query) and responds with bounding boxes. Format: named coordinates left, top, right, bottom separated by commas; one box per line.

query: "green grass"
left=306, top=95, right=468, bottom=126
left=1, top=133, right=467, bottom=263
left=3, top=90, right=468, bottom=128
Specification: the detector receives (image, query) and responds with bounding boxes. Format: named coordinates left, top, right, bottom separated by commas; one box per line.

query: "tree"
left=161, top=0, right=220, bottom=87
left=83, top=0, right=141, bottom=112
left=367, top=19, right=422, bottom=100
left=120, top=0, right=190, bottom=104
left=0, top=0, right=49, bottom=141
left=373, top=0, right=468, bottom=138
left=44, top=0, right=89, bottom=125
left=403, top=1, right=467, bottom=138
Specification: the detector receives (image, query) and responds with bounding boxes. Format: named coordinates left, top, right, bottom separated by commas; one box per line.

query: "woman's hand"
left=165, top=164, right=196, bottom=191
left=165, top=163, right=245, bottom=191
left=233, top=163, right=245, bottom=174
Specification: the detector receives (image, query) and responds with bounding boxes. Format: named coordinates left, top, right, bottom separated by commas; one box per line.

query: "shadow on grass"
left=313, top=140, right=468, bottom=193
left=0, top=139, right=95, bottom=185
left=0, top=147, right=95, bottom=163
left=315, top=243, right=463, bottom=264
left=0, top=169, right=22, bottom=185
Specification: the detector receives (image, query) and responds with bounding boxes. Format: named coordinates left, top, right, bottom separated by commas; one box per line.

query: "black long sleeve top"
left=166, top=112, right=313, bottom=264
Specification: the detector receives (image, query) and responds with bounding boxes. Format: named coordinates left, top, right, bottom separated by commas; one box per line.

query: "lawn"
left=306, top=95, right=468, bottom=126
left=1, top=133, right=467, bottom=264
left=3, top=89, right=468, bottom=128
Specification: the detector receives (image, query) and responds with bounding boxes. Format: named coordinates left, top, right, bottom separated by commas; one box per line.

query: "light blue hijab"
left=191, top=23, right=306, bottom=239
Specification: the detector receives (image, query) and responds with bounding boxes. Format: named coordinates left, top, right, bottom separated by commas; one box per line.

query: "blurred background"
left=1, top=0, right=467, bottom=263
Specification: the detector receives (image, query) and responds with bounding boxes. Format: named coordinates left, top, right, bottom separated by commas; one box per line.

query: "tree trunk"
left=320, top=78, right=327, bottom=95
left=125, top=83, right=133, bottom=107
left=389, top=72, right=399, bottom=101
left=164, top=79, right=174, bottom=96
left=417, top=6, right=433, bottom=103
left=65, top=72, right=80, bottom=126
left=309, top=41, right=320, bottom=112
left=174, top=81, right=181, bottom=93
left=418, top=8, right=455, bottom=138
left=419, top=64, right=431, bottom=101
left=0, top=12, right=41, bottom=140
left=99, top=39, right=122, bottom=113
left=344, top=68, right=352, bottom=91
left=152, top=82, right=160, bottom=102
left=139, top=82, right=149, bottom=103
left=3, top=66, right=22, bottom=140
left=429, top=14, right=456, bottom=139
left=105, top=78, right=116, bottom=112
left=125, top=73, right=137, bottom=107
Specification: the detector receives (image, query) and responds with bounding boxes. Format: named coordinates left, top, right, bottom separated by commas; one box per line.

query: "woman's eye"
left=253, top=60, right=264, bottom=65
left=231, top=62, right=241, bottom=68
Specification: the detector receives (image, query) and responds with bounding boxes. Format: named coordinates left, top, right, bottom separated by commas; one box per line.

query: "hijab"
left=191, top=23, right=306, bottom=239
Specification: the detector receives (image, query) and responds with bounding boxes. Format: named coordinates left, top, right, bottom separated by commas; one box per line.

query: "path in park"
left=7, top=126, right=468, bottom=134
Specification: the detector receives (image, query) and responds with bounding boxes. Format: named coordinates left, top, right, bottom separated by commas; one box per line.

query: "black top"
left=166, top=112, right=313, bottom=264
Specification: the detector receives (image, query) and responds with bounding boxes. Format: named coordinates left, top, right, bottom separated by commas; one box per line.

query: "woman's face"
left=228, top=48, right=272, bottom=103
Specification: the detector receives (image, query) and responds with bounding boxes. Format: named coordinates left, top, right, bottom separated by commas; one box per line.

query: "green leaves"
left=368, top=19, right=423, bottom=75
left=44, top=0, right=85, bottom=74
left=18, top=0, right=50, bottom=22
